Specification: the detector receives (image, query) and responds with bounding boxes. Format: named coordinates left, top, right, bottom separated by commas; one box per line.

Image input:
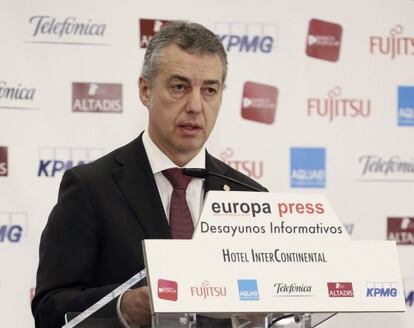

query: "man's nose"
left=186, top=89, right=203, bottom=113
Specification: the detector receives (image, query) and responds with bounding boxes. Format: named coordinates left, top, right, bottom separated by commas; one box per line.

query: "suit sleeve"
left=31, top=169, right=119, bottom=328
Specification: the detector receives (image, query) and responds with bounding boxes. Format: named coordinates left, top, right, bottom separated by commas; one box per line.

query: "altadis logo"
left=28, top=16, right=107, bottom=45
left=366, top=282, right=399, bottom=297
left=158, top=279, right=178, bottom=301
left=398, top=86, right=414, bottom=126
left=215, top=22, right=278, bottom=53
left=290, top=147, right=326, bottom=188
left=0, top=212, right=28, bottom=243
left=0, top=81, right=38, bottom=110
left=0, top=146, right=8, bottom=177
left=387, top=217, right=414, bottom=245
left=241, top=81, right=278, bottom=124
left=38, top=147, right=105, bottom=177
left=327, top=282, right=354, bottom=297
left=238, top=279, right=259, bottom=301
left=72, top=82, right=122, bottom=113
left=139, top=19, right=172, bottom=48
left=306, top=19, right=342, bottom=62
left=220, top=148, right=264, bottom=179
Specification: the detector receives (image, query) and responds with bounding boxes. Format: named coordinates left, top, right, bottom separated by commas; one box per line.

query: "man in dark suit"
left=32, top=21, right=266, bottom=328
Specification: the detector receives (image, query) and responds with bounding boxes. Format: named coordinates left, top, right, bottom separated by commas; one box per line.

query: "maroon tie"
left=162, top=168, right=194, bottom=239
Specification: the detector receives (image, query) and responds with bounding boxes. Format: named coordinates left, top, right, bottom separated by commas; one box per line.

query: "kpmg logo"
left=307, top=86, right=371, bottom=122
left=215, top=22, right=278, bottom=53
left=366, top=282, right=399, bottom=298
left=306, top=19, right=342, bottom=62
left=358, top=155, right=414, bottom=181
left=0, top=81, right=38, bottom=110
left=72, top=82, right=122, bottom=113
left=220, top=148, right=263, bottom=179
left=398, top=86, right=414, bottom=126
left=370, top=25, right=414, bottom=60
left=290, top=147, right=326, bottom=188
left=28, top=15, right=107, bottom=45
left=158, top=279, right=178, bottom=301
left=327, top=282, right=354, bottom=297
left=139, top=19, right=172, bottom=48
left=0, top=212, right=28, bottom=243
left=238, top=279, right=259, bottom=301
left=37, top=147, right=105, bottom=177
left=0, top=146, right=8, bottom=177
left=241, top=81, right=278, bottom=124
left=273, top=282, right=313, bottom=297
left=387, top=217, right=414, bottom=245
left=190, top=281, right=227, bottom=299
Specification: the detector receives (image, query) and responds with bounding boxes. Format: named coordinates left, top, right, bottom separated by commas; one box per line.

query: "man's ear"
left=138, top=76, right=151, bottom=107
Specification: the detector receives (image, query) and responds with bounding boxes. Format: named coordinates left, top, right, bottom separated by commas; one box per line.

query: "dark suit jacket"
left=32, top=134, right=267, bottom=328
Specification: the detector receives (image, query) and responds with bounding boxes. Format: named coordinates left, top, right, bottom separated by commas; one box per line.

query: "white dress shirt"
left=142, top=130, right=206, bottom=226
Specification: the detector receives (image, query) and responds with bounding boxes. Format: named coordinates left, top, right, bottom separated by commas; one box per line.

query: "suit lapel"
left=111, top=135, right=171, bottom=239
left=205, top=151, right=229, bottom=193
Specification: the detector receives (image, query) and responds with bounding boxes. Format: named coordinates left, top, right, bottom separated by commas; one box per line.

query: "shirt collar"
left=142, top=130, right=206, bottom=174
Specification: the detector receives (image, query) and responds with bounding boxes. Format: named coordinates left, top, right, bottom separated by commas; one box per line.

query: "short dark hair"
left=141, top=21, right=227, bottom=85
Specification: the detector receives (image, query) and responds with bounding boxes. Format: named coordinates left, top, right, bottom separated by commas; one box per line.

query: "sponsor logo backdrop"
left=0, top=0, right=413, bottom=327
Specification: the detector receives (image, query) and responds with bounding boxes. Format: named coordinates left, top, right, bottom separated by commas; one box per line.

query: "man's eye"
left=205, top=88, right=217, bottom=96
left=171, top=84, right=185, bottom=92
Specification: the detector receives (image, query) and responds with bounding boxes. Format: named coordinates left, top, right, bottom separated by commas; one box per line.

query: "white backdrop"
left=0, top=0, right=413, bottom=327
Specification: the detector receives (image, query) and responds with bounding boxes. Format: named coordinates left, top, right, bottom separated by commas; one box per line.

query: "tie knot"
left=162, top=168, right=192, bottom=190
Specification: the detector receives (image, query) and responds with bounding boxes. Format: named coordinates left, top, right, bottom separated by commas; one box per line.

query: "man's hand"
left=120, top=287, right=151, bottom=326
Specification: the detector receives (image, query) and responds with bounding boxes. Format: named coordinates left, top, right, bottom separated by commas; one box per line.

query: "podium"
left=63, top=192, right=405, bottom=328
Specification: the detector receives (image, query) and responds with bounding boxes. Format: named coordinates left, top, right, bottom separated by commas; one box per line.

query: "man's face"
left=139, top=44, right=224, bottom=166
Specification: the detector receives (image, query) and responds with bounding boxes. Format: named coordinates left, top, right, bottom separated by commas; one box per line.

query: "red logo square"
left=72, top=82, right=123, bottom=113
left=0, top=146, right=8, bottom=177
left=306, top=19, right=342, bottom=62
left=327, top=282, right=354, bottom=297
left=387, top=217, right=414, bottom=245
left=139, top=19, right=173, bottom=48
left=241, top=81, right=278, bottom=124
left=158, top=279, right=178, bottom=301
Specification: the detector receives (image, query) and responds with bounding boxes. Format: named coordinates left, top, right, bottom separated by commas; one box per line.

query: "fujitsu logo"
left=370, top=25, right=414, bottom=60
left=29, top=16, right=106, bottom=38
left=359, top=155, right=414, bottom=177
left=307, top=87, right=371, bottom=122
left=387, top=217, right=414, bottom=245
left=190, top=281, right=227, bottom=299
left=219, top=148, right=263, bottom=179
left=0, top=81, right=35, bottom=101
left=72, top=82, right=122, bottom=113
left=327, top=282, right=354, bottom=297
